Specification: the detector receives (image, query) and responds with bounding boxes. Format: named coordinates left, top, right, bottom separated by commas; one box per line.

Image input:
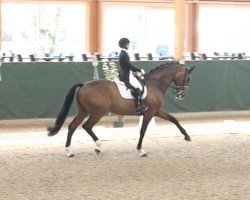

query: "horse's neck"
left=146, top=65, right=178, bottom=94
left=146, top=76, right=173, bottom=94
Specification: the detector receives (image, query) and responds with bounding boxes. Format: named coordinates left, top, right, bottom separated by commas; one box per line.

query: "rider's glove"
left=141, top=69, right=145, bottom=75
left=137, top=72, right=143, bottom=78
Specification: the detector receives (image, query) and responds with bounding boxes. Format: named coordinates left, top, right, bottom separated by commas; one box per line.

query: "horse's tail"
left=47, top=83, right=84, bottom=136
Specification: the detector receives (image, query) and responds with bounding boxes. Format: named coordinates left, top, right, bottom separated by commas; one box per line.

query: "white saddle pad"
left=114, top=79, right=147, bottom=99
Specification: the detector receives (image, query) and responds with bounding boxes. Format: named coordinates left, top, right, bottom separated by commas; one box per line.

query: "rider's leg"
left=135, top=88, right=148, bottom=114
left=131, top=88, right=141, bottom=110
left=129, top=72, right=148, bottom=114
left=128, top=71, right=143, bottom=91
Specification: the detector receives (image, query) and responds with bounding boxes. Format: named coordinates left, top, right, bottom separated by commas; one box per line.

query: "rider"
left=118, top=37, right=148, bottom=115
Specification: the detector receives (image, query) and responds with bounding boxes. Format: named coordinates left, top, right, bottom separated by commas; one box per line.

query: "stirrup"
left=136, top=105, right=148, bottom=115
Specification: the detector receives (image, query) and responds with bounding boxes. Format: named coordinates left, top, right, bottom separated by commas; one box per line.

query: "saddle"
left=114, top=79, right=147, bottom=100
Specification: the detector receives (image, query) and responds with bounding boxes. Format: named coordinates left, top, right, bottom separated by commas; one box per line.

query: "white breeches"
left=129, top=71, right=143, bottom=91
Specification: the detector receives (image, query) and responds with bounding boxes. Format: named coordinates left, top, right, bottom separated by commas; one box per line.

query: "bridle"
left=175, top=67, right=191, bottom=100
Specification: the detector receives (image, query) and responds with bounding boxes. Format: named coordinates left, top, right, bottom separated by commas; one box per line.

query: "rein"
left=173, top=67, right=191, bottom=100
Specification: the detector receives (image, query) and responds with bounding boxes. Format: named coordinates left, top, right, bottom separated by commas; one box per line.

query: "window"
left=1, top=3, right=86, bottom=58
left=102, top=4, right=174, bottom=57
left=199, top=5, right=250, bottom=55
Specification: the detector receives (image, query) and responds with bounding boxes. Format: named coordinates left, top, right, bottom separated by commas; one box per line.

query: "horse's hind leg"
left=82, top=113, right=104, bottom=155
left=65, top=111, right=88, bottom=157
left=156, top=110, right=191, bottom=141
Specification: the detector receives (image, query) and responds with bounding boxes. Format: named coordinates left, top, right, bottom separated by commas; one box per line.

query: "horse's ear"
left=188, top=66, right=195, bottom=73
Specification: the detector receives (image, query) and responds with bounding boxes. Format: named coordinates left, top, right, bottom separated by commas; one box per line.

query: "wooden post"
left=186, top=2, right=199, bottom=52
left=174, top=0, right=185, bottom=60
left=87, top=0, right=101, bottom=55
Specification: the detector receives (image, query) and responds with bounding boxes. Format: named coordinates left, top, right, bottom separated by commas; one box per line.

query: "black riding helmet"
left=118, top=38, right=130, bottom=48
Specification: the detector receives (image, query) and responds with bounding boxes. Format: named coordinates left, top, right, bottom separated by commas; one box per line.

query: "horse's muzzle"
left=176, top=86, right=188, bottom=101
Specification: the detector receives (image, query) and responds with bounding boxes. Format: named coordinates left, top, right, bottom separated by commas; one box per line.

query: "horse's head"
left=173, top=65, right=195, bottom=100
left=145, top=62, right=195, bottom=99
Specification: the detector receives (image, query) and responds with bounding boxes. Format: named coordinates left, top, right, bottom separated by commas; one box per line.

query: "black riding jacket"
left=118, top=49, right=141, bottom=89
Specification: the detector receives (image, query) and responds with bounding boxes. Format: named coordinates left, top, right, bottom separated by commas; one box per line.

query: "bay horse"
left=47, top=61, right=195, bottom=157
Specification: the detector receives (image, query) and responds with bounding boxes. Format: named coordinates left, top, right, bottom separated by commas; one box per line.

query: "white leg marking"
left=138, top=149, right=148, bottom=157
left=95, top=140, right=102, bottom=147
left=95, top=140, right=101, bottom=156
left=65, top=147, right=74, bottom=157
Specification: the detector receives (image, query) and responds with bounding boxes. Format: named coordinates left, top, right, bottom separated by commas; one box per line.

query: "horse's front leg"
left=137, top=115, right=153, bottom=156
left=156, top=110, right=191, bottom=141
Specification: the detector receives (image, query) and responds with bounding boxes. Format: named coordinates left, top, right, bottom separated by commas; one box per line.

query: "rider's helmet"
left=118, top=38, right=130, bottom=48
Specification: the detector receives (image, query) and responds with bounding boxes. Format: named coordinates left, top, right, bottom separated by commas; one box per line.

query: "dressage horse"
left=47, top=62, right=195, bottom=157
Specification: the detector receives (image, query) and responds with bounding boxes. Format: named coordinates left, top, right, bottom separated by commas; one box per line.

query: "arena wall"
left=0, top=60, right=250, bottom=119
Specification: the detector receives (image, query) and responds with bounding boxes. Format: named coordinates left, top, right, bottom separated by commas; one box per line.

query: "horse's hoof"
left=141, top=153, right=148, bottom=157
left=138, top=149, right=148, bottom=157
left=68, top=153, right=74, bottom=157
left=95, top=148, right=101, bottom=156
left=65, top=147, right=74, bottom=157
left=185, top=136, right=191, bottom=141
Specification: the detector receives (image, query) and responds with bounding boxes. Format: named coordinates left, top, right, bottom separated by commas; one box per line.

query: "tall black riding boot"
left=134, top=88, right=148, bottom=115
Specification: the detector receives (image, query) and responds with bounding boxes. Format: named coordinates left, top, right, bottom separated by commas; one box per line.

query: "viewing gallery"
left=1, top=0, right=250, bottom=60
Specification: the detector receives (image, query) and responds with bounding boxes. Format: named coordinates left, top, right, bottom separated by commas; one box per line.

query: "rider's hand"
left=137, top=72, right=143, bottom=78
left=137, top=71, right=144, bottom=79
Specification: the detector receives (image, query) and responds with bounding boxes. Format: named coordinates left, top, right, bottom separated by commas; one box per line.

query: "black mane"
left=146, top=61, right=181, bottom=75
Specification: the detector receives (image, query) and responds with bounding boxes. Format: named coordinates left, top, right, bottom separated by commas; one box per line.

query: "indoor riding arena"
left=1, top=0, right=250, bottom=200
